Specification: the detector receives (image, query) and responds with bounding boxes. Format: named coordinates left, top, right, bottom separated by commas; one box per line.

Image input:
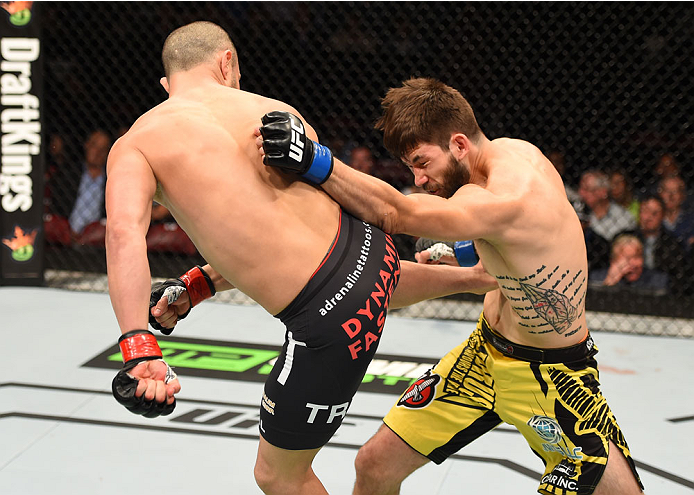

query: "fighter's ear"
left=450, top=133, right=471, bottom=159
left=160, top=77, right=170, bottom=94
left=219, top=50, right=235, bottom=80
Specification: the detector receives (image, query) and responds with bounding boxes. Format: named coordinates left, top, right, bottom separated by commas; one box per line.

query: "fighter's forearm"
left=322, top=159, right=407, bottom=235
left=389, top=261, right=498, bottom=309
left=106, top=228, right=151, bottom=334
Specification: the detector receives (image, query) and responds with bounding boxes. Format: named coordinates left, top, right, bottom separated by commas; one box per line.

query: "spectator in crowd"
left=590, top=234, right=669, bottom=295
left=547, top=149, right=580, bottom=204
left=643, top=152, right=686, bottom=201
left=44, top=129, right=112, bottom=245
left=578, top=170, right=636, bottom=241
left=67, top=129, right=112, bottom=238
left=624, top=195, right=690, bottom=296
left=654, top=152, right=680, bottom=181
left=609, top=168, right=639, bottom=221
left=371, top=157, right=414, bottom=193
left=348, top=145, right=375, bottom=174
left=580, top=215, right=612, bottom=272
left=658, top=175, right=694, bottom=251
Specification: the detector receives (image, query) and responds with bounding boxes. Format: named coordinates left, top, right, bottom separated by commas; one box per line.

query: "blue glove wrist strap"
left=303, top=142, right=334, bottom=184
left=453, top=240, right=479, bottom=267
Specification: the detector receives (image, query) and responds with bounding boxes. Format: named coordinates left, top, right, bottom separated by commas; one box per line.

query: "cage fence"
left=38, top=2, right=694, bottom=337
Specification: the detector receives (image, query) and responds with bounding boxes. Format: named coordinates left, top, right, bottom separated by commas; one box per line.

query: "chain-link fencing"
left=39, top=2, right=694, bottom=337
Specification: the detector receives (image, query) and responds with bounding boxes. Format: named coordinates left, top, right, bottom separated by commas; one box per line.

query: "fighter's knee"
left=253, top=458, right=279, bottom=494
left=354, top=442, right=384, bottom=481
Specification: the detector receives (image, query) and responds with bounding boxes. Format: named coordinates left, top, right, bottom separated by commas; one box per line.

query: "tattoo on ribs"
left=497, top=265, right=582, bottom=335
left=519, top=282, right=578, bottom=334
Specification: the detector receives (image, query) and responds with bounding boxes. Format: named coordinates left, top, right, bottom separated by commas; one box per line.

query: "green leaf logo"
left=10, top=8, right=31, bottom=26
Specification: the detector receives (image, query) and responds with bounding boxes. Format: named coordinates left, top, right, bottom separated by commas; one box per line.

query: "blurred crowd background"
left=37, top=2, right=694, bottom=334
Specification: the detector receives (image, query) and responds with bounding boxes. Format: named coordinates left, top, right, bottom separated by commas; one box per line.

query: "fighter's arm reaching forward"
left=390, top=260, right=496, bottom=308
left=256, top=112, right=517, bottom=243
left=150, top=259, right=497, bottom=330
left=321, top=164, right=513, bottom=242
left=105, top=139, right=181, bottom=417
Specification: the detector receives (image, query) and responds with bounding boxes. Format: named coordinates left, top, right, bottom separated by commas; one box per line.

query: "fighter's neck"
left=168, top=69, right=226, bottom=96
left=467, top=136, right=493, bottom=186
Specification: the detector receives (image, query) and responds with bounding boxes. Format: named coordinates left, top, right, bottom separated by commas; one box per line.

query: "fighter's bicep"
left=400, top=189, right=518, bottom=242
left=105, top=143, right=156, bottom=228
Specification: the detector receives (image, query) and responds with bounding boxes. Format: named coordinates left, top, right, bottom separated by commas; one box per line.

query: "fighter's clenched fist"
left=111, top=330, right=180, bottom=418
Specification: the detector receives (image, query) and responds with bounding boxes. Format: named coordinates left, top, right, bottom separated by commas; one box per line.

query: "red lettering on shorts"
left=377, top=310, right=386, bottom=333
left=342, top=235, right=401, bottom=360
left=342, top=318, right=361, bottom=338
left=379, top=269, right=391, bottom=289
left=383, top=236, right=397, bottom=270
left=348, top=340, right=363, bottom=360
left=371, top=282, right=385, bottom=307
left=364, top=331, right=379, bottom=351
left=356, top=298, right=374, bottom=320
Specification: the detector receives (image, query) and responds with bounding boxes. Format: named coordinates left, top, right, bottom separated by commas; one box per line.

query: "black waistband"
left=479, top=316, right=594, bottom=364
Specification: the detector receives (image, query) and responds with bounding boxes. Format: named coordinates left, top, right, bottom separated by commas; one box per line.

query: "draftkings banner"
left=0, top=1, right=44, bottom=286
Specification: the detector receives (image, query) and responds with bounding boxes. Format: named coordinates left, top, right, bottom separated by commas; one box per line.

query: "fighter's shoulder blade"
left=252, top=94, right=319, bottom=142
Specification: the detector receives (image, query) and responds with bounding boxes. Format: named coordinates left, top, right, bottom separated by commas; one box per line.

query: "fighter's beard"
left=440, top=153, right=470, bottom=198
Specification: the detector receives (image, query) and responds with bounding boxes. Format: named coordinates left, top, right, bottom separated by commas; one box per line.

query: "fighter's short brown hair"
left=375, top=78, right=482, bottom=159
left=162, top=21, right=236, bottom=78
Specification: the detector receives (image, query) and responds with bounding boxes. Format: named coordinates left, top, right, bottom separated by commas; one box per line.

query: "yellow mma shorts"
left=383, top=313, right=643, bottom=495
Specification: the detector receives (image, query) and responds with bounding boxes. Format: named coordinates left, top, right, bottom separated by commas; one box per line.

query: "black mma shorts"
left=260, top=209, right=401, bottom=449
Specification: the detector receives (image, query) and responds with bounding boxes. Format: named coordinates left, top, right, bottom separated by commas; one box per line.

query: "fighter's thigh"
left=505, top=362, right=643, bottom=495
left=383, top=356, right=500, bottom=463
left=593, top=441, right=643, bottom=495
left=261, top=337, right=356, bottom=449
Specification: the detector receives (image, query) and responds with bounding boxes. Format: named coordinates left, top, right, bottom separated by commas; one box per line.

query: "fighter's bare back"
left=114, top=85, right=339, bottom=315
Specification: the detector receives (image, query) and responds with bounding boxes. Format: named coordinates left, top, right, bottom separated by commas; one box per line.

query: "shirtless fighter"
left=258, top=78, right=644, bottom=494
left=106, top=23, right=495, bottom=495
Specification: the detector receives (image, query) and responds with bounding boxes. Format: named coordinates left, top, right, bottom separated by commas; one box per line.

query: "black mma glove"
left=111, top=330, right=177, bottom=418
left=149, top=265, right=216, bottom=334
left=260, top=111, right=334, bottom=184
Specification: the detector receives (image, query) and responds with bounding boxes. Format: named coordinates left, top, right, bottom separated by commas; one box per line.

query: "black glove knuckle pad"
left=261, top=111, right=286, bottom=125
left=112, top=365, right=176, bottom=418
left=260, top=120, right=290, bottom=139
left=260, top=122, right=292, bottom=163
left=260, top=111, right=313, bottom=175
